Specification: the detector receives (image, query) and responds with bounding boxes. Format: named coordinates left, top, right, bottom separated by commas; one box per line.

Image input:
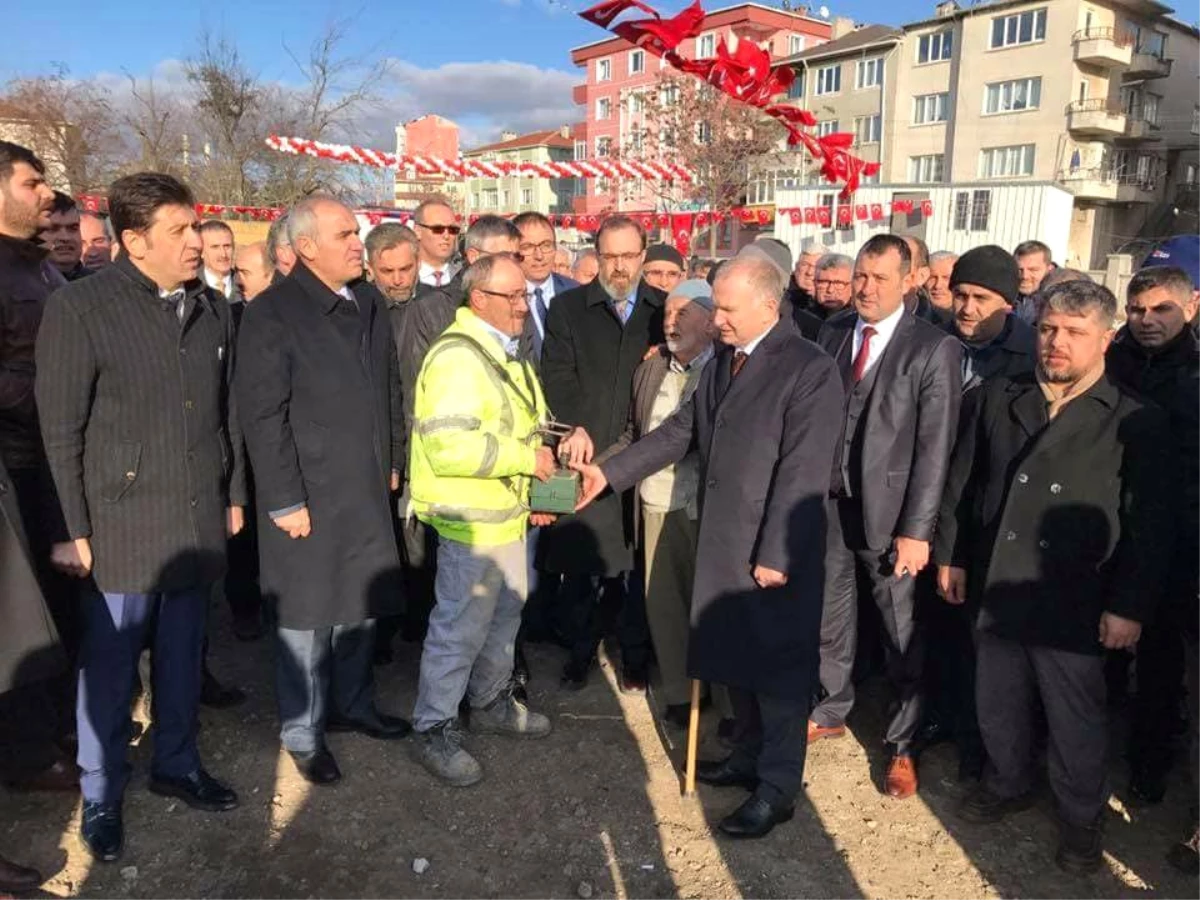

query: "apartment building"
left=392, top=114, right=466, bottom=211
left=569, top=2, right=832, bottom=219
left=772, top=0, right=1199, bottom=268
left=462, top=127, right=581, bottom=217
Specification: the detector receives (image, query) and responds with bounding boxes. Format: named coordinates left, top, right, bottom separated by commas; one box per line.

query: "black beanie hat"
left=950, top=245, right=1020, bottom=305
left=645, top=243, right=685, bottom=269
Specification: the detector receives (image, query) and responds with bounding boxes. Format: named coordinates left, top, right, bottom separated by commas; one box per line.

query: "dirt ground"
left=4, top=610, right=1198, bottom=900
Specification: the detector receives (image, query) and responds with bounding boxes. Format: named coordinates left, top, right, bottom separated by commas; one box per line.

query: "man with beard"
left=79, top=212, right=114, bottom=269
left=1013, top=240, right=1054, bottom=323
left=43, top=193, right=94, bottom=281
left=541, top=215, right=663, bottom=690
left=935, top=280, right=1172, bottom=873
left=1107, top=266, right=1198, bottom=829
left=927, top=251, right=958, bottom=317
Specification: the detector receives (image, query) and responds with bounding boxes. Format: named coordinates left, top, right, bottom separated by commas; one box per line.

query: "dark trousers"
left=224, top=519, right=261, bottom=627
left=1129, top=600, right=1187, bottom=777
left=976, top=631, right=1108, bottom=827
left=560, top=570, right=650, bottom=670
left=727, top=688, right=810, bottom=804
left=77, top=586, right=209, bottom=805
left=918, top=578, right=981, bottom=754
left=275, top=620, right=377, bottom=753
left=377, top=504, right=435, bottom=653
left=814, top=498, right=923, bottom=751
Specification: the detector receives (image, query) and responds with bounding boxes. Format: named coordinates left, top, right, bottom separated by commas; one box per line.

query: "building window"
left=990, top=8, right=1047, bottom=49
left=856, top=57, right=884, bottom=90
left=970, top=190, right=991, bottom=230
left=501, top=190, right=509, bottom=208
left=980, top=144, right=1036, bottom=178
left=596, top=97, right=612, bottom=120
left=471, top=193, right=480, bottom=209
left=629, top=129, right=644, bottom=154
left=789, top=34, right=806, bottom=55
left=917, top=30, right=953, bottom=64
left=953, top=192, right=970, bottom=230
left=815, top=64, right=841, bottom=95
left=596, top=136, right=612, bottom=157
left=629, top=50, right=645, bottom=74
left=1185, top=163, right=1197, bottom=185
left=597, top=58, right=611, bottom=81
left=629, top=92, right=645, bottom=114
left=913, top=92, right=949, bottom=125
left=746, top=172, right=776, bottom=205
left=695, top=121, right=712, bottom=144
left=788, top=70, right=806, bottom=99
left=909, top=154, right=945, bottom=183
left=984, top=77, right=1042, bottom=114
left=660, top=84, right=680, bottom=107
left=697, top=33, right=716, bottom=59
left=574, top=140, right=587, bottom=160
left=816, top=120, right=840, bottom=138
left=521, top=188, right=533, bottom=205
left=854, top=114, right=881, bottom=145
left=1192, top=106, right=1200, bottom=135
left=484, top=189, right=498, bottom=208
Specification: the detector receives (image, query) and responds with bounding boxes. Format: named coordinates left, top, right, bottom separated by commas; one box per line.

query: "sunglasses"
left=417, top=222, right=461, bottom=236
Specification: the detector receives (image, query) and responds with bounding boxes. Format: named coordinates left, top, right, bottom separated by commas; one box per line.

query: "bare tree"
left=122, top=73, right=190, bottom=177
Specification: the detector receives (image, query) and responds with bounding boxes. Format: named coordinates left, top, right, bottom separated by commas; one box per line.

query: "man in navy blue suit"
left=514, top=212, right=577, bottom=370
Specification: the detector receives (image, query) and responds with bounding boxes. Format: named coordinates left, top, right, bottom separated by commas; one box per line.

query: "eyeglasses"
left=815, top=279, right=851, bottom=290
left=599, top=251, right=643, bottom=265
left=478, top=288, right=528, bottom=304
left=416, top=222, right=461, bottom=236
left=519, top=240, right=556, bottom=256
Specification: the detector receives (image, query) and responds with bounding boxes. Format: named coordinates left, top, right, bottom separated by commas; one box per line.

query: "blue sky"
left=6, top=0, right=944, bottom=146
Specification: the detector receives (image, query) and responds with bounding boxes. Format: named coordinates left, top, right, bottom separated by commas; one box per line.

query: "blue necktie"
left=534, top=287, right=548, bottom=329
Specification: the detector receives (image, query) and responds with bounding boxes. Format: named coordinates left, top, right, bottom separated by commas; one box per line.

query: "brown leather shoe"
left=0, top=853, right=43, bottom=893
left=807, top=720, right=846, bottom=742
left=5, top=758, right=79, bottom=792
left=885, top=754, right=918, bottom=799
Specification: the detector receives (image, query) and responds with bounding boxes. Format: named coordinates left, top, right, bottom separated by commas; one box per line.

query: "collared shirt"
left=526, top=275, right=557, bottom=338
left=640, top=344, right=713, bottom=516
left=419, top=262, right=452, bottom=287
left=477, top=317, right=521, bottom=360
left=159, top=286, right=186, bottom=321
left=204, top=268, right=233, bottom=298
left=337, top=285, right=358, bottom=308
left=736, top=317, right=780, bottom=355
left=851, top=302, right=905, bottom=377
left=612, top=288, right=638, bottom=325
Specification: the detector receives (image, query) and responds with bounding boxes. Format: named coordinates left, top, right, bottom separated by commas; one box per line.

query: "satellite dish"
left=819, top=5, right=830, bottom=17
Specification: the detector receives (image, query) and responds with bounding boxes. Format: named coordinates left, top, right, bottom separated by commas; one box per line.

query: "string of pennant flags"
left=778, top=198, right=935, bottom=227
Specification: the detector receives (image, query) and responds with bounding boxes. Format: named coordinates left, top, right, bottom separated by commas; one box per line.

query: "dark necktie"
left=852, top=325, right=877, bottom=382
left=534, top=287, right=548, bottom=327
left=731, top=349, right=748, bottom=378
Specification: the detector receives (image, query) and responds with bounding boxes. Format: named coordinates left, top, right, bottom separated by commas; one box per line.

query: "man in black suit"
left=812, top=234, right=962, bottom=800
left=541, top=215, right=664, bottom=690
left=236, top=197, right=408, bottom=787
left=37, top=172, right=246, bottom=862
left=514, top=212, right=578, bottom=366
left=934, top=280, right=1173, bottom=873
left=573, top=253, right=843, bottom=838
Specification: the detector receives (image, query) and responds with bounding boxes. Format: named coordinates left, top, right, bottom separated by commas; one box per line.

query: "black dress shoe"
left=0, top=852, right=43, bottom=892
left=288, top=748, right=341, bottom=785
left=327, top=713, right=412, bottom=740
left=619, top=665, right=649, bottom=694
left=81, top=801, right=123, bottom=862
left=912, top=719, right=952, bottom=753
left=696, top=757, right=758, bottom=790
left=560, top=659, right=591, bottom=691
left=718, top=795, right=794, bottom=839
left=200, top=670, right=247, bottom=709
left=149, top=768, right=239, bottom=812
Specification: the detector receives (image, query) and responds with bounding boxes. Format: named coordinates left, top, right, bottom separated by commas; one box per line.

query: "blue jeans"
left=413, top=535, right=527, bottom=731
left=76, top=586, right=209, bottom=805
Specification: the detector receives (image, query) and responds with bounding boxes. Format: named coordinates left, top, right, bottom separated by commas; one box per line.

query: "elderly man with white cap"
left=597, top=279, right=725, bottom=728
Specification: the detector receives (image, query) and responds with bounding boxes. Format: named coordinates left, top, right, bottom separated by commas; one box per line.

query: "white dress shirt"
left=526, top=275, right=558, bottom=339
left=204, top=268, right=233, bottom=298
left=419, top=261, right=452, bottom=287
left=851, top=302, right=905, bottom=377
left=736, top=317, right=780, bottom=355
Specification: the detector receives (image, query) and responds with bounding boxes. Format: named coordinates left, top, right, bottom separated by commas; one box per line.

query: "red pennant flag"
left=856, top=204, right=868, bottom=221
left=712, top=210, right=726, bottom=223
left=870, top=203, right=884, bottom=221
left=817, top=207, right=832, bottom=227
left=893, top=199, right=914, bottom=214
left=655, top=212, right=669, bottom=229
left=695, top=211, right=709, bottom=228
left=837, top=206, right=853, bottom=227
left=756, top=209, right=770, bottom=225
left=547, top=215, right=557, bottom=227
left=803, top=207, right=817, bottom=225
left=561, top=214, right=574, bottom=229
left=671, top=212, right=695, bottom=256
left=920, top=199, right=934, bottom=216
left=788, top=208, right=801, bottom=225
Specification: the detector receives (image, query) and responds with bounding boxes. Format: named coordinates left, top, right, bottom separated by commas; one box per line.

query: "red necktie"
left=731, top=350, right=748, bottom=378
left=852, top=325, right=876, bottom=382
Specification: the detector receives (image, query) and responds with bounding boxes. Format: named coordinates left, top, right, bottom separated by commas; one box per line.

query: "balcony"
left=1072, top=27, right=1134, bottom=67
left=1125, top=51, right=1172, bottom=79
left=572, top=83, right=588, bottom=105
left=1118, top=113, right=1163, bottom=142
left=1058, top=167, right=1156, bottom=203
left=1066, top=100, right=1127, bottom=138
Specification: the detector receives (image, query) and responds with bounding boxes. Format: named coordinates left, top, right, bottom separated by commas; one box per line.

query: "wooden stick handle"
left=684, top=679, right=701, bottom=796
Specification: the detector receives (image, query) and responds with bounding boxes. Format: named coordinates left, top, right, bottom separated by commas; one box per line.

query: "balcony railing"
left=1072, top=26, right=1134, bottom=67
left=1065, top=99, right=1127, bottom=136
left=1072, top=26, right=1134, bottom=47
left=1066, top=98, right=1124, bottom=115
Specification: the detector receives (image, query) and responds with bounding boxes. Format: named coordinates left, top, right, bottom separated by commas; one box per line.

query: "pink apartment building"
left=569, top=2, right=832, bottom=219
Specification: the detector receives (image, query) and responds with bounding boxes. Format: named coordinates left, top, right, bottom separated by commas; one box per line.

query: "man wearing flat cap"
left=641, top=244, right=685, bottom=294
left=597, top=279, right=728, bottom=729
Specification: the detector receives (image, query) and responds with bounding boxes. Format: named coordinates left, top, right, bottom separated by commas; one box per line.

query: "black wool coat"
left=602, top=320, right=844, bottom=697
left=934, top=372, right=1175, bottom=654
left=235, top=263, right=404, bottom=630
left=540, top=277, right=665, bottom=576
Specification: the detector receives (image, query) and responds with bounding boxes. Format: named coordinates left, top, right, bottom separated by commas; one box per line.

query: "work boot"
left=1055, top=817, right=1104, bottom=874
left=469, top=689, right=551, bottom=739
left=411, top=720, right=482, bottom=787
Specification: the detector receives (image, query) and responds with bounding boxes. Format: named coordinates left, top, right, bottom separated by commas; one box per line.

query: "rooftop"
left=465, top=128, right=575, bottom=155
left=778, top=23, right=903, bottom=64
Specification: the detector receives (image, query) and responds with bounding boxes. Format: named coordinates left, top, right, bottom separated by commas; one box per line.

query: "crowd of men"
left=0, top=135, right=1197, bottom=890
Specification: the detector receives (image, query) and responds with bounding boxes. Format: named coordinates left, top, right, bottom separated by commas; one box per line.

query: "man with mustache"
left=1107, top=266, right=1198, bottom=842
left=934, top=280, right=1173, bottom=874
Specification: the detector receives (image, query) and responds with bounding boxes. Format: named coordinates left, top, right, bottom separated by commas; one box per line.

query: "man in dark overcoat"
left=541, top=215, right=664, bottom=690
left=812, top=234, right=962, bottom=801
left=235, top=196, right=407, bottom=787
left=36, top=173, right=246, bottom=862
left=934, top=280, right=1174, bottom=874
left=574, top=254, right=843, bottom=839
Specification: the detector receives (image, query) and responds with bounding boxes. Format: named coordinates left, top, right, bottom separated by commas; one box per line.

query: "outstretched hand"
left=569, top=461, right=608, bottom=511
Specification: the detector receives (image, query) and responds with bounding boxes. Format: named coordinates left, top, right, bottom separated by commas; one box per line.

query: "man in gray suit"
left=812, top=234, right=962, bottom=801
left=573, top=255, right=844, bottom=839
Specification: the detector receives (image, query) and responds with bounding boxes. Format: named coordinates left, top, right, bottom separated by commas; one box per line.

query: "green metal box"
left=529, top=469, right=580, bottom=514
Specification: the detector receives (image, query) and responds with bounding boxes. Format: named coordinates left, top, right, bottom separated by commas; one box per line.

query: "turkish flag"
left=837, top=206, right=853, bottom=227
left=671, top=213, right=695, bottom=256
left=712, top=210, right=726, bottom=223
left=870, top=203, right=884, bottom=221
left=696, top=211, right=709, bottom=228
left=893, top=199, right=914, bottom=214
left=469, top=214, right=480, bottom=226
left=79, top=195, right=101, bottom=213
left=638, top=213, right=652, bottom=231
left=756, top=209, right=770, bottom=225
left=788, top=209, right=801, bottom=225
left=920, top=199, right=934, bottom=216
left=856, top=204, right=868, bottom=221
left=367, top=212, right=383, bottom=226
left=561, top=215, right=574, bottom=229
left=655, top=213, right=670, bottom=229
left=803, top=207, right=817, bottom=224
left=547, top=215, right=558, bottom=226
left=817, top=207, right=832, bottom=227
